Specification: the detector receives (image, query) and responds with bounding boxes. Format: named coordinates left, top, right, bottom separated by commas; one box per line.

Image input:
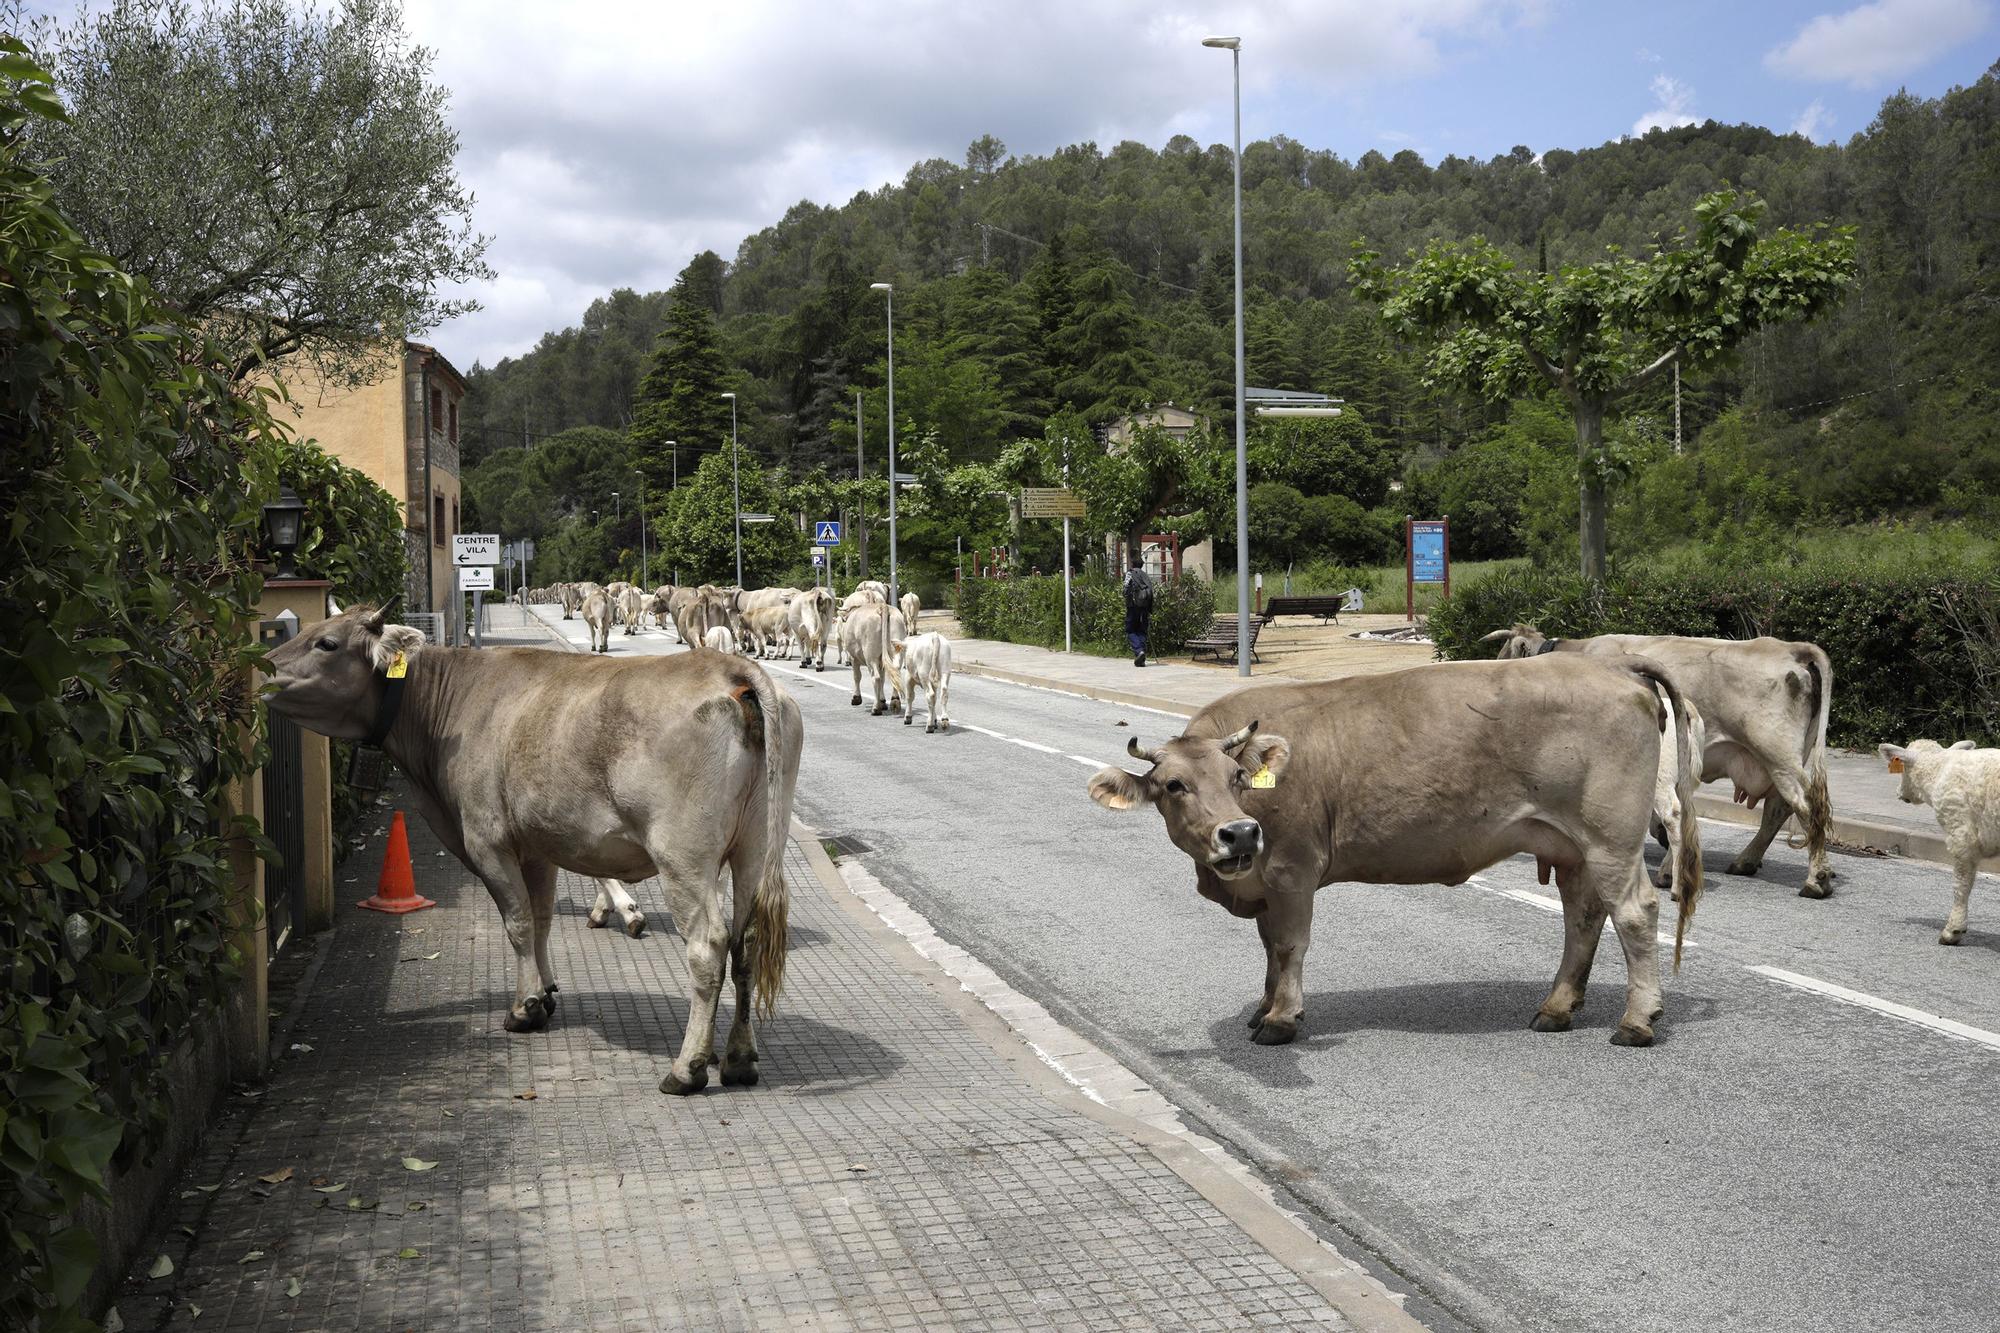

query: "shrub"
left=1, top=46, right=277, bottom=1328
left=960, top=574, right=1215, bottom=654
left=1430, top=563, right=2000, bottom=747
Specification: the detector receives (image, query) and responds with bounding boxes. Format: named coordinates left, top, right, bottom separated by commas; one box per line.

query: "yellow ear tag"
left=386, top=652, right=408, bottom=680
left=1250, top=767, right=1276, bottom=790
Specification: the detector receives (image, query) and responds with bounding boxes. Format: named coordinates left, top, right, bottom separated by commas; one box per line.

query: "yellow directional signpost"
left=1021, top=487, right=1087, bottom=519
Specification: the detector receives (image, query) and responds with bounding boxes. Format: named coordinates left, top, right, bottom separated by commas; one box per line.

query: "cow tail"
left=1632, top=662, right=1702, bottom=969
left=747, top=666, right=791, bottom=1020
left=1798, top=645, right=1832, bottom=852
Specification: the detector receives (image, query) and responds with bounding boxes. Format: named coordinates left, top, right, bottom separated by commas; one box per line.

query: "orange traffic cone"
left=358, top=811, right=436, bottom=914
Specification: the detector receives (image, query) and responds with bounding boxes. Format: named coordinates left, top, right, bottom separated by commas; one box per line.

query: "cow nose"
left=1216, top=819, right=1262, bottom=853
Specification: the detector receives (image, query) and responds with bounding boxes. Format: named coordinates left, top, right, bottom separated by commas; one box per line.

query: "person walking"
left=1123, top=553, right=1154, bottom=668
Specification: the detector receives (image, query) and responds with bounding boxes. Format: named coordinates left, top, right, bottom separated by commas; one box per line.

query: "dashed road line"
left=1746, top=965, right=2000, bottom=1053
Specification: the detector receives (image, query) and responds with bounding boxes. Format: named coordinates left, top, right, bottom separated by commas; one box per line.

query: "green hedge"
left=958, top=573, right=1216, bottom=655
left=1430, top=564, right=2000, bottom=748
left=1, top=46, right=277, bottom=1329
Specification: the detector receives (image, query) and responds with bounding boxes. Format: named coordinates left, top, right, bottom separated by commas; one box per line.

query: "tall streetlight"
left=664, top=441, right=678, bottom=586
left=721, top=391, right=741, bottom=587
left=1204, top=33, right=1251, bottom=677
left=869, top=282, right=899, bottom=606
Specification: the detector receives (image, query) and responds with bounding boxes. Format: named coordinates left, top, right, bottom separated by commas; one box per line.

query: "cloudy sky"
left=397, top=0, right=1995, bottom=368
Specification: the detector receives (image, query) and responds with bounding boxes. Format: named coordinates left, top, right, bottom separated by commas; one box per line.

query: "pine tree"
left=950, top=264, right=1048, bottom=433
left=629, top=274, right=732, bottom=493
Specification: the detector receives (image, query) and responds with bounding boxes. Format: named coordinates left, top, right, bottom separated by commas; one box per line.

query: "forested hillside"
left=461, top=67, right=1998, bottom=586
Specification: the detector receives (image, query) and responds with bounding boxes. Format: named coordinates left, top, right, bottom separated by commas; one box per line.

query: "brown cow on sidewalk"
left=263, top=602, right=803, bottom=1095
left=1087, top=656, right=1701, bottom=1048
left=1482, top=626, right=1834, bottom=897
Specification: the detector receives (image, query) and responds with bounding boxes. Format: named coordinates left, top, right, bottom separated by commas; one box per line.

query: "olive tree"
left=26, top=0, right=491, bottom=387
left=1350, top=191, right=1854, bottom=579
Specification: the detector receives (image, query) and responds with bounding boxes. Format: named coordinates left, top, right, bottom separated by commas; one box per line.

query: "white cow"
left=1879, top=739, right=1997, bottom=944
left=833, top=586, right=885, bottom=667
left=887, top=631, right=952, bottom=733
left=743, top=604, right=792, bottom=659
left=618, top=585, right=644, bottom=635
left=702, top=625, right=738, bottom=655
left=840, top=602, right=907, bottom=715
left=787, top=587, right=836, bottom=670
left=581, top=589, right=614, bottom=653
left=899, top=591, right=920, bottom=629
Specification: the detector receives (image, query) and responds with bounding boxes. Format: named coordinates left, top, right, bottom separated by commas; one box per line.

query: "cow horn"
left=1220, top=720, right=1259, bottom=752
left=326, top=596, right=344, bottom=616
left=363, top=596, right=401, bottom=631
left=1126, top=736, right=1162, bottom=764
left=1479, top=629, right=1514, bottom=643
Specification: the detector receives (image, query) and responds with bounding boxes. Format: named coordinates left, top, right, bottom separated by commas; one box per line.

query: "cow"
left=899, top=591, right=920, bottom=629
left=833, top=586, right=885, bottom=666
left=262, top=602, right=803, bottom=1094
left=618, top=586, right=645, bottom=635
left=1878, top=739, right=1995, bottom=944
left=581, top=588, right=615, bottom=653
left=702, top=625, right=738, bottom=655
left=742, top=604, right=792, bottom=659
left=1650, top=691, right=1705, bottom=896
left=1483, top=625, right=1834, bottom=898
left=839, top=602, right=907, bottom=715
left=605, top=580, right=633, bottom=605
left=559, top=583, right=585, bottom=620
left=787, top=586, right=836, bottom=670
left=886, top=631, right=952, bottom=732
left=675, top=589, right=730, bottom=650
left=1086, top=655, right=1701, bottom=1048
left=638, top=593, right=662, bottom=630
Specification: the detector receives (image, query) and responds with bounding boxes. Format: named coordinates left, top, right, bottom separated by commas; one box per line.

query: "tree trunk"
left=1575, top=395, right=1608, bottom=582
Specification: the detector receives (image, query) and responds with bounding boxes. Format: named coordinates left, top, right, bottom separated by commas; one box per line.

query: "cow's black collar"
left=366, top=673, right=406, bottom=747
left=1534, top=638, right=1561, bottom=656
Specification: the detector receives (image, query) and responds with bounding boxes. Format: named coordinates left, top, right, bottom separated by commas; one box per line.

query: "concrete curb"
left=792, top=822, right=1432, bottom=1333
left=954, top=657, right=1976, bottom=876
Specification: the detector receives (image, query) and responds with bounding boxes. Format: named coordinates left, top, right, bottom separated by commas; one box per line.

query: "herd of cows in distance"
left=261, top=586, right=1996, bottom=1094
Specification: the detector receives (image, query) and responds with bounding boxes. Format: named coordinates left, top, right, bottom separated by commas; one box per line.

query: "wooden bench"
left=1184, top=614, right=1265, bottom=664
left=1261, top=594, right=1351, bottom=624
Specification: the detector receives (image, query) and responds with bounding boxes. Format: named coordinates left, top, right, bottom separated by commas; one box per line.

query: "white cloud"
left=1792, top=99, right=1836, bottom=140
left=1764, top=0, right=1991, bottom=88
left=1632, top=74, right=1698, bottom=136
left=402, top=0, right=1550, bottom=365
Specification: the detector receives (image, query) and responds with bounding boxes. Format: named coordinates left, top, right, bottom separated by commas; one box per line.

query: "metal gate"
left=259, top=619, right=306, bottom=959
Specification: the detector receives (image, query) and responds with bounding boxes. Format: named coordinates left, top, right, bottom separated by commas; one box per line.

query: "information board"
left=1410, top=521, right=1447, bottom=584
left=1021, top=487, right=1087, bottom=519
left=458, top=566, right=494, bottom=590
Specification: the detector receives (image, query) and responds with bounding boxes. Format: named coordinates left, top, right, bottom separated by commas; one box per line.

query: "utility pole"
left=855, top=390, right=869, bottom=580
left=1673, top=362, right=1683, bottom=455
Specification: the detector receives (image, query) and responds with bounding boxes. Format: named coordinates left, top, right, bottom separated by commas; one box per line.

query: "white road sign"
left=453, top=533, right=499, bottom=566
left=458, top=566, right=495, bottom=590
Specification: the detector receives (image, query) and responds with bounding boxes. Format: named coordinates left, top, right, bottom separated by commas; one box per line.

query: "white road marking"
left=1746, top=966, right=2000, bottom=1053
left=1069, top=754, right=1110, bottom=770
left=1467, top=874, right=1692, bottom=950
left=1007, top=737, right=1061, bottom=755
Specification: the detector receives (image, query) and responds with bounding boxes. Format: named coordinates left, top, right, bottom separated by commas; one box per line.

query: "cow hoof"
left=871, top=705, right=885, bottom=716
left=624, top=914, right=647, bottom=939
left=1798, top=879, right=1833, bottom=900
left=1725, top=858, right=1762, bottom=878
left=504, top=996, right=548, bottom=1033
left=1610, top=1023, right=1654, bottom=1048
left=926, top=723, right=937, bottom=734
left=1940, top=929, right=1965, bottom=946
left=1250, top=1019, right=1297, bottom=1045
left=587, top=910, right=608, bottom=929
left=1246, top=1008, right=1268, bottom=1030
left=659, top=1065, right=709, bottom=1096
left=721, top=1059, right=759, bottom=1087
left=540, top=990, right=558, bottom=1015
left=850, top=695, right=862, bottom=706
left=1529, top=1011, right=1572, bottom=1033
left=904, top=715, right=913, bottom=726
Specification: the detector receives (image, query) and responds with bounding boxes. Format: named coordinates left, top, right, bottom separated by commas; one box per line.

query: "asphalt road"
left=530, top=608, right=2000, bottom=1333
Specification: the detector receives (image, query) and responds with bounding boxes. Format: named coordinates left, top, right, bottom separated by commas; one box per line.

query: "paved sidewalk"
left=946, top=633, right=1958, bottom=863
left=104, top=605, right=1407, bottom=1331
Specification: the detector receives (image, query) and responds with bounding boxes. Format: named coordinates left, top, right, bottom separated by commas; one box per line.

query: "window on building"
left=430, top=387, right=443, bottom=429
left=433, top=493, right=446, bottom=546
left=451, top=498, right=459, bottom=538
left=448, top=401, right=459, bottom=442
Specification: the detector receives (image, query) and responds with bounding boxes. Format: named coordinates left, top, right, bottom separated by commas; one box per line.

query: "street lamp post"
left=633, top=471, right=647, bottom=589
left=722, top=392, right=741, bottom=588
left=870, top=282, right=899, bottom=606
left=1204, top=34, right=1251, bottom=677
left=666, top=440, right=678, bottom=587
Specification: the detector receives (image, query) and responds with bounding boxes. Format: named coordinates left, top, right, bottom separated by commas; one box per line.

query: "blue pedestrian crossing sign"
left=814, top=520, right=842, bottom=545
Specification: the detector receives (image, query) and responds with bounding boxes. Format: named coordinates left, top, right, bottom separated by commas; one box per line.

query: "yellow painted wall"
left=271, top=350, right=409, bottom=523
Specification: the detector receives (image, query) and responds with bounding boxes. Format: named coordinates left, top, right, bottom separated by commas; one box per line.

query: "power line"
left=974, top=221, right=1202, bottom=298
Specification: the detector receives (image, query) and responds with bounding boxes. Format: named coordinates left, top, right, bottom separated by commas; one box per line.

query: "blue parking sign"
left=811, top=551, right=826, bottom=568
left=814, top=520, right=842, bottom=545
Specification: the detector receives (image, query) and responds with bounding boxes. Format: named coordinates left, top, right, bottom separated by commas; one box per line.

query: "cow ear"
left=1951, top=739, right=1978, bottom=751
left=369, top=623, right=426, bottom=672
left=1088, top=766, right=1153, bottom=811
left=1236, top=733, right=1292, bottom=785
left=1878, top=744, right=1910, bottom=762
